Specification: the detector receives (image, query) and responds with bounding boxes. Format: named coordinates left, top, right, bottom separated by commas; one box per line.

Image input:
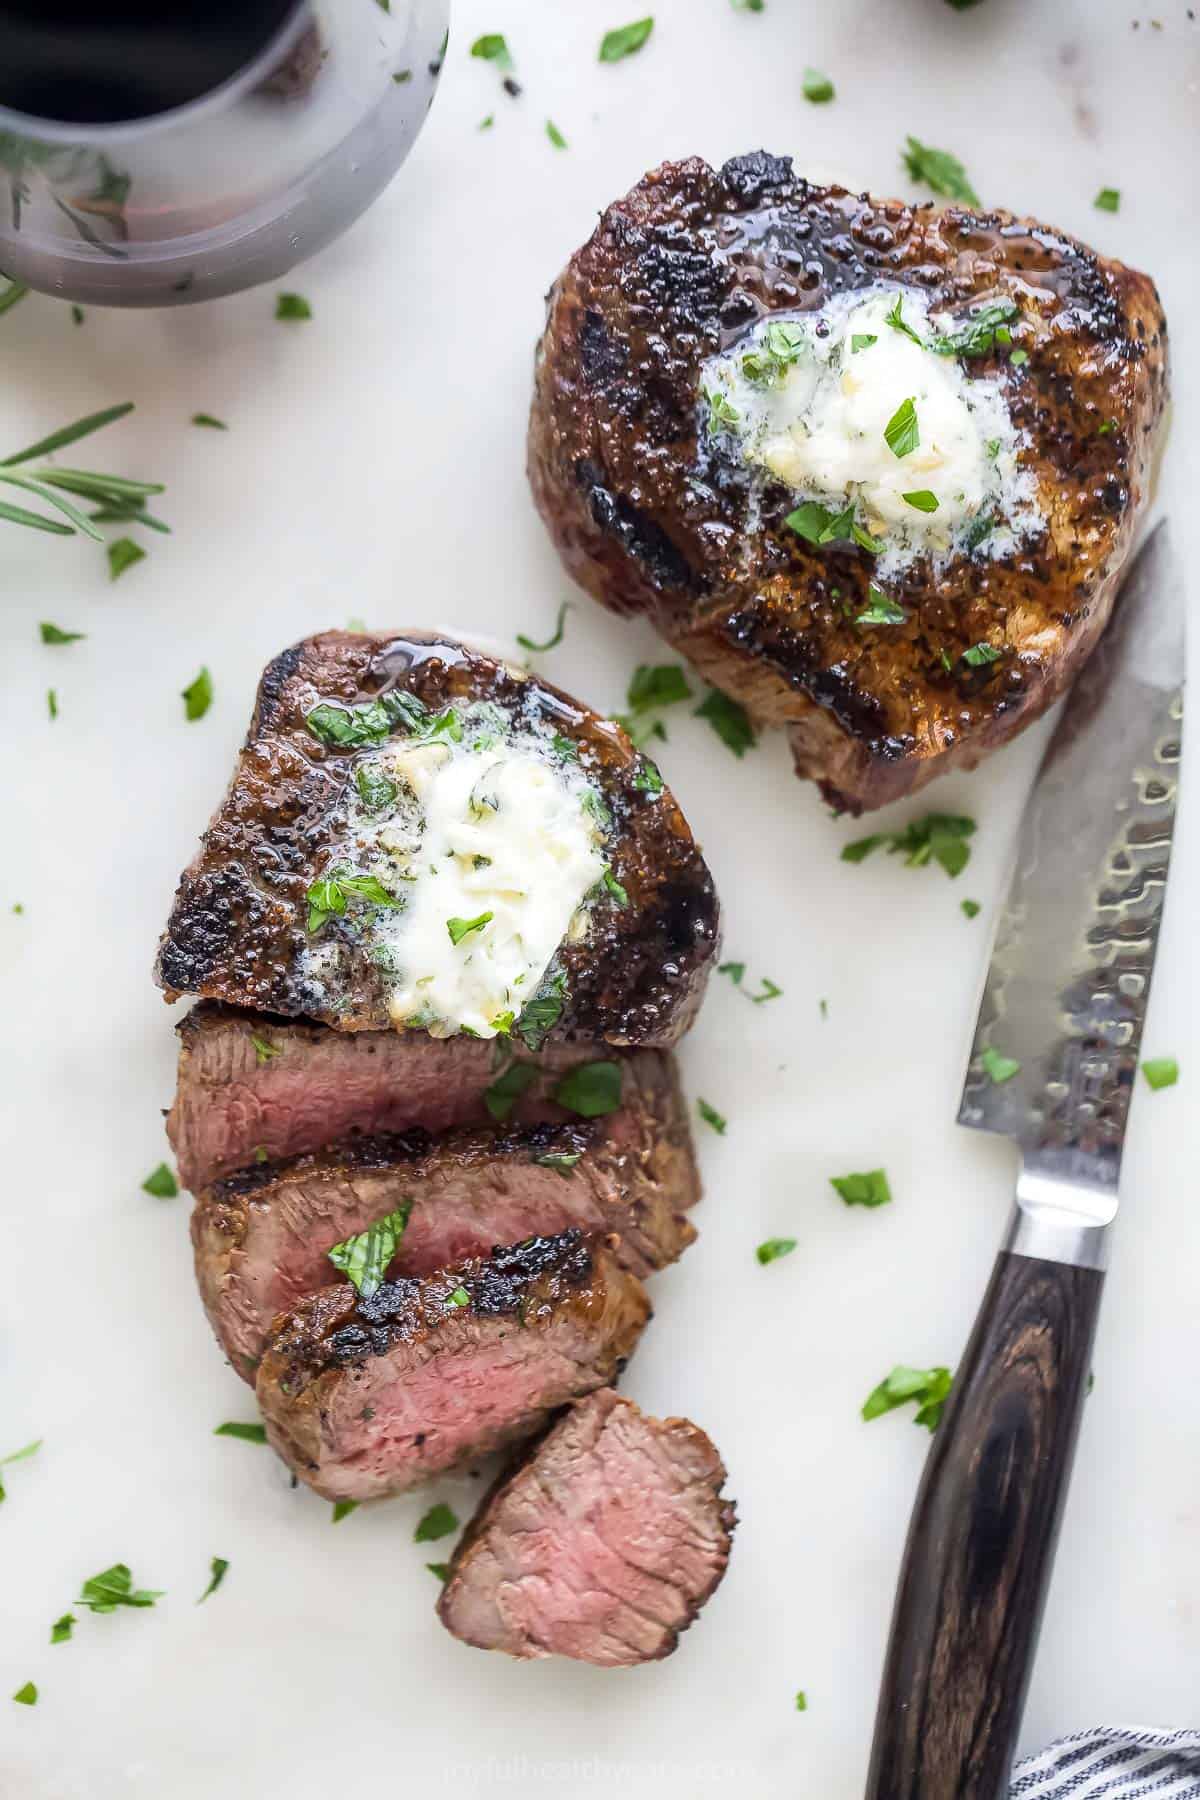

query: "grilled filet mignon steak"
left=528, top=153, right=1167, bottom=811
left=438, top=1388, right=736, bottom=1665
left=195, top=1110, right=697, bottom=1379
left=168, top=1003, right=693, bottom=1193
left=155, top=630, right=718, bottom=1034
left=256, top=1230, right=650, bottom=1501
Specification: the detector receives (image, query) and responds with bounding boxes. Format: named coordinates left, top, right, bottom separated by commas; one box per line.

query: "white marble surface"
left=2, top=2, right=1198, bottom=1795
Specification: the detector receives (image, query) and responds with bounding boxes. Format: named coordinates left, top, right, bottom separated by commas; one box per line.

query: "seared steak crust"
left=438, top=1388, right=736, bottom=1665
left=528, top=153, right=1168, bottom=810
left=155, top=631, right=719, bottom=1032
left=167, top=1002, right=696, bottom=1196
left=256, top=1231, right=651, bottom=1501
left=194, top=1110, right=697, bottom=1379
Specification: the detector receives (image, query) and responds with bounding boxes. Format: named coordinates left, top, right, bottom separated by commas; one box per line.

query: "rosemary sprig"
left=0, top=402, right=164, bottom=539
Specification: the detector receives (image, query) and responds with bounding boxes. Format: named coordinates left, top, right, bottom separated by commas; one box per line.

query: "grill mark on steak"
left=255, top=1231, right=651, bottom=1501
left=437, top=1388, right=736, bottom=1665
left=166, top=1002, right=697, bottom=1197
left=528, top=156, right=1168, bottom=812
left=155, top=630, right=719, bottom=1029
left=193, top=1108, right=698, bottom=1380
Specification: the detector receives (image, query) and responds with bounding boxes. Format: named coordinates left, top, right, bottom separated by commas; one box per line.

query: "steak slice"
left=255, top=1231, right=650, bottom=1501
left=167, top=1002, right=693, bottom=1194
left=155, top=630, right=718, bottom=1033
left=195, top=1108, right=697, bottom=1381
left=437, top=1388, right=736, bottom=1665
left=528, top=153, right=1168, bottom=812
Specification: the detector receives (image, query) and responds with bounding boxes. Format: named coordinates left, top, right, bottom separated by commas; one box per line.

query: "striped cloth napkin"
left=1011, top=1728, right=1200, bottom=1796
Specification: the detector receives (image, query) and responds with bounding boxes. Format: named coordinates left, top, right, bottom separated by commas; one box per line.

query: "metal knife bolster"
left=1006, top=1166, right=1113, bottom=1272
left=958, top=523, right=1184, bottom=1276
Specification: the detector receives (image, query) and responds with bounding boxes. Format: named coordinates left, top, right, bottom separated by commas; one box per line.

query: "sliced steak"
left=255, top=1231, right=650, bottom=1501
left=528, top=154, right=1167, bottom=811
left=195, top=1107, right=697, bottom=1381
left=155, top=630, right=718, bottom=1033
left=437, top=1388, right=736, bottom=1665
left=167, top=1002, right=693, bottom=1195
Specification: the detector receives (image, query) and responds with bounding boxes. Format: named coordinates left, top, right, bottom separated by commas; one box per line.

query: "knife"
left=864, top=520, right=1184, bottom=1800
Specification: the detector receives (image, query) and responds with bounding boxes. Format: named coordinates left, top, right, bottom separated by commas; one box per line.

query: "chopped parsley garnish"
left=1097, top=418, right=1117, bottom=436
left=197, top=1557, right=229, bottom=1604
left=535, top=1151, right=583, bottom=1176
left=1094, top=187, right=1120, bottom=213
left=902, top=135, right=980, bottom=207
left=446, top=1287, right=471, bottom=1309
left=980, top=1045, right=1021, bottom=1084
left=633, top=757, right=664, bottom=794
left=470, top=33, right=512, bottom=68
left=483, top=1060, right=539, bottom=1122
left=802, top=66, right=834, bottom=103
left=332, top=1501, right=359, bottom=1523
left=1141, top=1057, right=1178, bottom=1091
left=963, top=642, right=1001, bottom=666
left=756, top=1237, right=797, bottom=1266
left=902, top=490, right=938, bottom=513
left=447, top=911, right=493, bottom=946
left=141, top=1163, right=178, bottom=1199
left=851, top=333, right=877, bottom=353
left=1009, top=349, right=1029, bottom=367
left=927, top=298, right=1018, bottom=359
left=961, top=898, right=981, bottom=919
left=741, top=319, right=806, bottom=384
left=71, top=305, right=84, bottom=325
left=884, top=396, right=920, bottom=458
left=553, top=1060, right=623, bottom=1118
left=355, top=763, right=399, bottom=814
left=516, top=968, right=568, bottom=1051
left=107, top=536, right=145, bottom=580
left=831, top=1169, right=892, bottom=1208
left=601, top=868, right=629, bottom=906
left=248, top=1039, right=279, bottom=1071
left=963, top=511, right=996, bottom=551
left=306, top=870, right=403, bottom=933
left=328, top=1202, right=412, bottom=1299
left=275, top=292, right=312, bottom=321
left=426, top=1562, right=452, bottom=1582
left=414, top=1502, right=460, bottom=1543
left=546, top=119, right=568, bottom=149
left=695, top=689, right=757, bottom=757
left=718, top=961, right=745, bottom=984
left=842, top=811, right=975, bottom=878
left=39, top=621, right=84, bottom=644
left=181, top=667, right=213, bottom=721
left=856, top=586, right=907, bottom=626
left=0, top=1439, right=41, bottom=1504
left=730, top=0, right=765, bottom=9
left=697, top=1098, right=727, bottom=1134
left=479, top=113, right=494, bottom=129
left=795, top=1691, right=808, bottom=1712
left=13, top=1682, right=36, bottom=1706
left=705, top=386, right=741, bottom=433
left=628, top=664, right=692, bottom=711
left=863, top=1365, right=952, bottom=1430
left=784, top=497, right=882, bottom=554
left=191, top=413, right=227, bottom=430
left=517, top=601, right=568, bottom=652
left=885, top=294, right=925, bottom=347
left=50, top=1614, right=75, bottom=1645
left=214, top=1421, right=267, bottom=1444
left=77, top=1562, right=163, bottom=1612
left=599, top=18, right=654, bottom=61
left=750, top=977, right=782, bottom=1004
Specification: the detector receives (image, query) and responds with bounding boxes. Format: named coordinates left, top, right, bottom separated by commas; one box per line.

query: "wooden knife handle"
left=864, top=1250, right=1104, bottom=1800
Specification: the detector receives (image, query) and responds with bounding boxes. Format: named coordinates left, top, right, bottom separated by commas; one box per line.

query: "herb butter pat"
left=701, top=286, right=1040, bottom=576
left=315, top=725, right=607, bottom=1041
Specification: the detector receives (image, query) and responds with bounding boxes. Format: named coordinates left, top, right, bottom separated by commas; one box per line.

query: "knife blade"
left=958, top=517, right=1184, bottom=1265
left=866, top=520, right=1184, bottom=1800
